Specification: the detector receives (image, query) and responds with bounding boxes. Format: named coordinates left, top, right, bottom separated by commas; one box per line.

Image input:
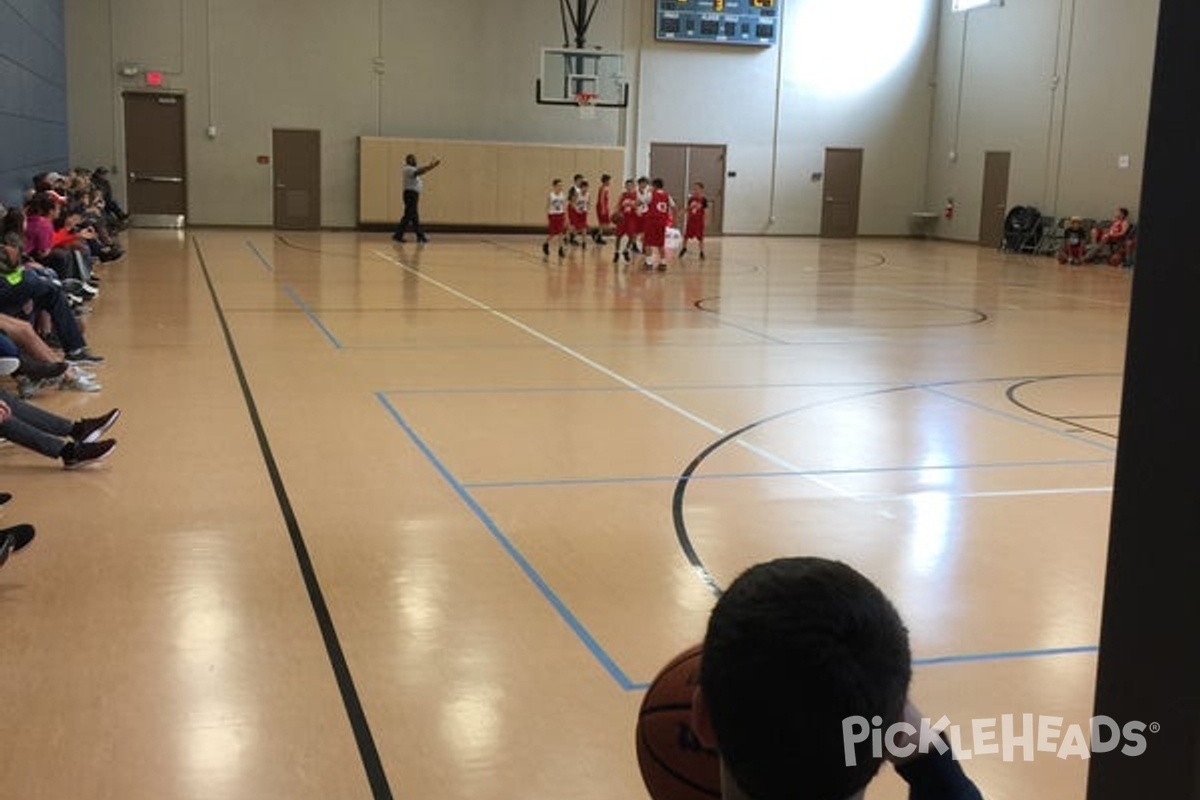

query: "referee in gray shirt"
left=392, top=153, right=441, bottom=243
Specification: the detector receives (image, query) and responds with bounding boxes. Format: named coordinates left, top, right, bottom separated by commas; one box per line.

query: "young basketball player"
left=568, top=179, right=591, bottom=249
left=565, top=174, right=584, bottom=245
left=593, top=173, right=613, bottom=245
left=641, top=178, right=674, bottom=271
left=632, top=176, right=651, bottom=254
left=613, top=179, right=639, bottom=264
left=543, top=178, right=567, bottom=259
left=680, top=182, right=708, bottom=259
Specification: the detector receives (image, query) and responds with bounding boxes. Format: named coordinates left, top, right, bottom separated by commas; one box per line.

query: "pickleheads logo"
left=841, top=715, right=1157, bottom=765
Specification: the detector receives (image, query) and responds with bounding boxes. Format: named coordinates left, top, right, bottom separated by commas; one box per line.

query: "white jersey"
left=573, top=190, right=590, bottom=214
left=636, top=187, right=651, bottom=215
left=548, top=190, right=566, bottom=215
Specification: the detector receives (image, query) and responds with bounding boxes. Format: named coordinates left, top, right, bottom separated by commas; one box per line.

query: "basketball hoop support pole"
left=560, top=0, right=602, bottom=48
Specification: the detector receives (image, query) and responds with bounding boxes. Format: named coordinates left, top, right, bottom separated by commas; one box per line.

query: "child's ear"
left=692, top=685, right=718, bottom=749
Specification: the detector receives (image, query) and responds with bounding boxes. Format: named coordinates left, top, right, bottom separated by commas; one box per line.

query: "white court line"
left=371, top=249, right=854, bottom=497
left=863, top=486, right=1113, bottom=502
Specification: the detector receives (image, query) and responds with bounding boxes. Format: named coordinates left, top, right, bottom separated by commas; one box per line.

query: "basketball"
left=635, top=644, right=722, bottom=800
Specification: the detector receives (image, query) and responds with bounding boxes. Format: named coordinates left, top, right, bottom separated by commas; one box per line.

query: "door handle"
left=129, top=172, right=183, bottom=184
left=275, top=183, right=286, bottom=189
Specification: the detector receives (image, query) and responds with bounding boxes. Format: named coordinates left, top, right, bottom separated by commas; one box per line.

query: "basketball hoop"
left=576, top=92, right=598, bottom=119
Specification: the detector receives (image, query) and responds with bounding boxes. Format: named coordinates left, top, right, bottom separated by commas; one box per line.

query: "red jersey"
left=645, top=189, right=671, bottom=221
left=596, top=184, right=611, bottom=223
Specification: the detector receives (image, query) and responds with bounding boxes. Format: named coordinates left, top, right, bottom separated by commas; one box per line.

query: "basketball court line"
left=195, top=237, right=394, bottom=800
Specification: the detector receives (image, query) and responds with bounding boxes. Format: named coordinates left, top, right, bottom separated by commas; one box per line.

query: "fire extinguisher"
left=943, top=198, right=955, bottom=219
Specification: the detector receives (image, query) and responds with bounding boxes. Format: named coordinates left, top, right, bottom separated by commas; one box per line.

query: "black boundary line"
left=1008, top=379, right=1118, bottom=441
left=192, top=236, right=394, bottom=800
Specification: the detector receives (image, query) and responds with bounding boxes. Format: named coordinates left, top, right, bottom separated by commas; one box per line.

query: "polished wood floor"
left=0, top=230, right=1131, bottom=799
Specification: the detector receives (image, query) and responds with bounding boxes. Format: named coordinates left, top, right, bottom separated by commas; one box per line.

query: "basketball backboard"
left=536, top=48, right=628, bottom=107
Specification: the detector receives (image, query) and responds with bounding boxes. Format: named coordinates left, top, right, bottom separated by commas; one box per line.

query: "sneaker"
left=0, top=357, right=18, bottom=376
left=0, top=524, right=35, bottom=554
left=15, top=356, right=68, bottom=380
left=542, top=242, right=549, bottom=256
left=66, top=348, right=105, bottom=366
left=16, top=377, right=49, bottom=399
left=699, top=251, right=705, bottom=260
left=558, top=247, right=565, bottom=258
left=61, top=438, right=117, bottom=469
left=622, top=249, right=631, bottom=263
left=657, top=263, right=668, bottom=271
left=72, top=408, right=121, bottom=443
left=612, top=251, right=619, bottom=264
left=416, top=235, right=429, bottom=244
left=0, top=492, right=11, bottom=506
left=59, top=372, right=102, bottom=393
left=391, top=233, right=406, bottom=243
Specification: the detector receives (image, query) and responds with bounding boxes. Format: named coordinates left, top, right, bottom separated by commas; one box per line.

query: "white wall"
left=64, top=0, right=1159, bottom=236
left=926, top=0, right=1158, bottom=241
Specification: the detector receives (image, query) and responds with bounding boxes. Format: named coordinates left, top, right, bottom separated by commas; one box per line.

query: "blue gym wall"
left=0, top=0, right=68, bottom=208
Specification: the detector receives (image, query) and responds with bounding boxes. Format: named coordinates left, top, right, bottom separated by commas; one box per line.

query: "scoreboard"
left=655, top=0, right=780, bottom=47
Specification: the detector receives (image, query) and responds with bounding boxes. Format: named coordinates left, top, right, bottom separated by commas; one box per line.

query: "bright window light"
left=787, top=0, right=928, bottom=95
left=952, top=0, right=1003, bottom=10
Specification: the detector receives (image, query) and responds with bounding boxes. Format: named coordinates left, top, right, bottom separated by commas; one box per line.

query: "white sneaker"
left=59, top=373, right=102, bottom=393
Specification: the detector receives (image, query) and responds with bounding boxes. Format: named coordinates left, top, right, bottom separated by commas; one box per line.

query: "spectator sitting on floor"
left=1085, top=207, right=1131, bottom=263
left=1057, top=216, right=1088, bottom=265
left=0, top=389, right=118, bottom=469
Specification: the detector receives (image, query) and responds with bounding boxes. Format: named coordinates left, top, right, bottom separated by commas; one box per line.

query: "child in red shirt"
left=612, top=179, right=639, bottom=264
left=680, top=182, right=708, bottom=260
left=641, top=178, right=674, bottom=272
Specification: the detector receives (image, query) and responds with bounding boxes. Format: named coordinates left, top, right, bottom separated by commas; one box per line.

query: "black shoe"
left=542, top=242, right=550, bottom=256
left=679, top=247, right=687, bottom=257
left=15, top=356, right=68, bottom=380
left=61, top=439, right=117, bottom=469
left=391, top=233, right=406, bottom=243
left=0, top=524, right=35, bottom=554
left=72, top=408, right=121, bottom=443
left=558, top=247, right=566, bottom=258
left=0, top=492, right=11, bottom=506
left=622, top=249, right=631, bottom=262
left=417, top=235, right=429, bottom=244
left=66, top=348, right=105, bottom=365
left=612, top=251, right=619, bottom=263
left=699, top=251, right=705, bottom=260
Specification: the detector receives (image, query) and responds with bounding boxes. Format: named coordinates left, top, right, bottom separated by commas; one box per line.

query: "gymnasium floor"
left=0, top=229, right=1130, bottom=799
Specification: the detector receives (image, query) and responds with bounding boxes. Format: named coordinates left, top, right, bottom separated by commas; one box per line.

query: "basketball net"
left=576, top=92, right=598, bottom=120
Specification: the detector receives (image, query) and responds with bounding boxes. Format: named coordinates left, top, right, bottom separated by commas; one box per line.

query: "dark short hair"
left=700, top=557, right=911, bottom=800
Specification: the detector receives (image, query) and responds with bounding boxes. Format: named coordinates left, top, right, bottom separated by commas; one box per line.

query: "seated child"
left=1057, top=216, right=1087, bottom=264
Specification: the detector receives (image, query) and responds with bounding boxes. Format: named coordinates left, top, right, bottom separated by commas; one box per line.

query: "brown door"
left=979, top=151, right=1010, bottom=247
left=123, top=92, right=186, bottom=227
left=649, top=143, right=727, bottom=234
left=273, top=129, right=321, bottom=230
left=820, top=148, right=863, bottom=238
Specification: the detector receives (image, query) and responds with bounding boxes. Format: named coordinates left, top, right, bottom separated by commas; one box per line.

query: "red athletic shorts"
left=547, top=214, right=566, bottom=235
left=642, top=218, right=667, bottom=248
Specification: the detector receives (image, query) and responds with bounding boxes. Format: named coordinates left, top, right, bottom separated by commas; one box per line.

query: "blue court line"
left=375, top=391, right=636, bottom=690
left=914, top=644, right=1098, bottom=667
left=246, top=240, right=274, bottom=273
left=461, top=457, right=1114, bottom=491
left=282, top=285, right=343, bottom=349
